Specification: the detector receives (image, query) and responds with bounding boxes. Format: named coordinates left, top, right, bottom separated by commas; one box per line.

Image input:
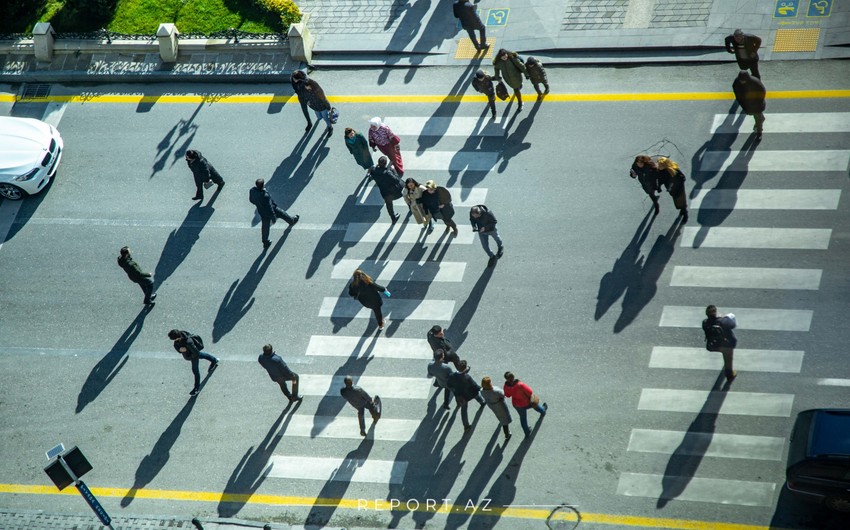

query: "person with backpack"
left=368, top=156, right=404, bottom=224
left=470, top=204, right=503, bottom=267
left=453, top=0, right=488, bottom=51
left=168, top=329, right=219, bottom=396
left=493, top=48, right=527, bottom=111
left=702, top=305, right=738, bottom=382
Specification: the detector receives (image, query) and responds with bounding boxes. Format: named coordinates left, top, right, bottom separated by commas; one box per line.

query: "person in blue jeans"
left=169, top=329, right=219, bottom=396
left=290, top=70, right=333, bottom=135
left=503, top=371, right=547, bottom=437
left=470, top=205, right=504, bottom=267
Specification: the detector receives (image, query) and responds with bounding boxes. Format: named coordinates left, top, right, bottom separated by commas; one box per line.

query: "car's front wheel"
left=0, top=183, right=25, bottom=200
left=825, top=495, right=850, bottom=512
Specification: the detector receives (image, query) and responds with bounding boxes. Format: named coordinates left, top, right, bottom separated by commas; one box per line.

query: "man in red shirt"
left=503, top=371, right=547, bottom=437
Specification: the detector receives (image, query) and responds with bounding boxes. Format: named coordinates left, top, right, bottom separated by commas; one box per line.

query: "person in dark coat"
left=629, top=155, right=662, bottom=216
left=291, top=70, right=333, bottom=135
left=481, top=376, right=512, bottom=441
left=419, top=179, right=458, bottom=235
left=340, top=375, right=379, bottom=436
left=525, top=57, right=549, bottom=99
left=470, top=205, right=503, bottom=267
left=724, top=29, right=762, bottom=79
left=348, top=269, right=390, bottom=330
left=427, top=325, right=464, bottom=370
left=702, top=305, right=738, bottom=382
left=447, top=360, right=485, bottom=432
left=344, top=127, right=373, bottom=174
left=249, top=178, right=299, bottom=249
left=168, top=329, right=219, bottom=396
left=185, top=150, right=224, bottom=201
left=656, top=157, right=689, bottom=223
left=369, top=156, right=404, bottom=223
left=471, top=70, right=497, bottom=119
left=453, top=0, right=487, bottom=51
left=732, top=70, right=767, bottom=141
left=117, top=246, right=156, bottom=305
left=428, top=350, right=455, bottom=411
left=258, top=344, right=302, bottom=403
left=493, top=48, right=527, bottom=110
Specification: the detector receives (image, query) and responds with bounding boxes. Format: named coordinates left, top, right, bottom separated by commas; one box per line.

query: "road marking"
left=306, top=335, right=430, bottom=359
left=267, top=456, right=408, bottom=484
left=297, top=374, right=431, bottom=399
left=627, top=429, right=785, bottom=460
left=380, top=116, right=505, bottom=136
left=690, top=189, right=841, bottom=210
left=638, top=389, right=794, bottom=417
left=650, top=347, right=804, bottom=373
left=331, top=259, right=466, bottom=283
left=617, top=473, right=776, bottom=507
left=711, top=112, right=850, bottom=133
left=344, top=222, right=474, bottom=244
left=41, top=101, right=68, bottom=128
left=698, top=150, right=850, bottom=172
left=401, top=150, right=499, bottom=171
left=319, top=297, right=455, bottom=321
left=670, top=266, right=822, bottom=290
left=358, top=184, right=488, bottom=207
left=659, top=306, right=813, bottom=332
left=817, top=378, right=850, bottom=387
left=680, top=227, right=832, bottom=249
left=283, top=415, right=419, bottom=441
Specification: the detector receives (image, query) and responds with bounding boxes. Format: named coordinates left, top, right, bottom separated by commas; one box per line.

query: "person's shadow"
left=496, top=98, right=542, bottom=173
left=689, top=100, right=743, bottom=199
left=76, top=305, right=153, bottom=413
left=444, top=428, right=504, bottom=529
left=151, top=103, right=202, bottom=178
left=266, top=127, right=331, bottom=211
left=303, top=437, right=375, bottom=526
left=416, top=61, right=481, bottom=155
left=378, top=0, right=447, bottom=85
left=447, top=265, right=494, bottom=352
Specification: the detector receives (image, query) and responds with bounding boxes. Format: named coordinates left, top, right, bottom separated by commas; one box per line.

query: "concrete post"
left=288, top=13, right=314, bottom=64
left=32, top=22, right=56, bottom=61
left=156, top=23, right=179, bottom=62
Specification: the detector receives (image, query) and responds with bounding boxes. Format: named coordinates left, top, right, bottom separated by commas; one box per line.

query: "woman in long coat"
left=368, top=117, right=404, bottom=176
left=344, top=127, right=373, bottom=174
left=656, top=157, right=689, bottom=223
left=418, top=179, right=458, bottom=235
left=493, top=48, right=527, bottom=110
left=348, top=269, right=390, bottom=330
left=629, top=155, right=662, bottom=215
left=402, top=177, right=427, bottom=226
left=481, top=376, right=512, bottom=441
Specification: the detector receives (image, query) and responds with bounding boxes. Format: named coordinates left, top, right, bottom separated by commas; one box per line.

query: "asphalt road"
left=0, top=60, right=848, bottom=530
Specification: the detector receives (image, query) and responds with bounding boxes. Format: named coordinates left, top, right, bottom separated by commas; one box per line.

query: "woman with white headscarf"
left=367, top=117, right=404, bottom=176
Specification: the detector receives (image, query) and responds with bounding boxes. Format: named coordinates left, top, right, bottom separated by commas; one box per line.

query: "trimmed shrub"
left=255, top=0, right=302, bottom=29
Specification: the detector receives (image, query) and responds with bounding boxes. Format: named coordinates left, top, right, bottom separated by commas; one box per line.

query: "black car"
left=786, top=408, right=850, bottom=512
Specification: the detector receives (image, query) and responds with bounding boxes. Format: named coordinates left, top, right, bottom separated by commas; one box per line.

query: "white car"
left=0, top=116, right=64, bottom=200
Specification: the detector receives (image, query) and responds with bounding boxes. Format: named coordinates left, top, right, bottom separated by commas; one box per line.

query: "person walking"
left=249, top=178, right=300, bottom=249
left=428, top=350, right=455, bottom=411
left=168, top=329, right=219, bottom=396
left=503, top=371, right=547, bottom=437
left=525, top=57, right=550, bottom=100
left=453, top=0, right=488, bottom=51
left=656, top=157, right=689, bottom=223
left=403, top=177, right=428, bottom=226
left=471, top=70, right=497, bottom=120
left=185, top=149, right=225, bottom=201
left=368, top=117, right=404, bottom=176
left=493, top=48, right=527, bottom=111
left=629, top=155, right=662, bottom=216
left=419, top=180, right=458, bottom=235
left=348, top=269, right=391, bottom=330
left=290, top=70, right=334, bottom=134
left=724, top=29, right=762, bottom=79
left=117, top=246, right=156, bottom=305
left=340, top=375, right=380, bottom=436
left=447, top=360, right=485, bottom=432
left=703, top=305, right=738, bottom=382
left=427, top=325, right=464, bottom=370
left=369, top=156, right=404, bottom=224
left=258, top=344, right=303, bottom=403
left=733, top=70, right=767, bottom=142
left=344, top=127, right=373, bottom=176
left=470, top=204, right=503, bottom=267
left=481, top=376, right=512, bottom=441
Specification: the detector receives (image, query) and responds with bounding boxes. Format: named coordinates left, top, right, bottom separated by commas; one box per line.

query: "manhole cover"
left=546, top=504, right=581, bottom=530
left=21, top=83, right=51, bottom=99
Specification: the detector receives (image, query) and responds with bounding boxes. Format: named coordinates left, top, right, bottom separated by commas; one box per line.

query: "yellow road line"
left=0, top=483, right=781, bottom=529
left=0, top=90, right=848, bottom=105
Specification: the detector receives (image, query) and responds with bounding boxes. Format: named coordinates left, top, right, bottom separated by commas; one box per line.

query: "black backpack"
left=704, top=321, right=725, bottom=352
left=190, top=334, right=205, bottom=351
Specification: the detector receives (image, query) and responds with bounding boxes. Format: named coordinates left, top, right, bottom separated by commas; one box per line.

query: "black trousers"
left=465, top=26, right=486, bottom=49
left=194, top=175, right=224, bottom=199
left=260, top=208, right=295, bottom=243
left=485, top=93, right=496, bottom=116
left=137, top=278, right=155, bottom=303
left=737, top=59, right=761, bottom=79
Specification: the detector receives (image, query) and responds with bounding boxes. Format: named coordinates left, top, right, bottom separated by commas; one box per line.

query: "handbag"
left=329, top=107, right=339, bottom=124
left=530, top=393, right=541, bottom=407
left=203, top=180, right=214, bottom=189
left=495, top=81, right=509, bottom=101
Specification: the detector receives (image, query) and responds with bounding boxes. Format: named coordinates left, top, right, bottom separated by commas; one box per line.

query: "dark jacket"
left=447, top=371, right=481, bottom=401
left=453, top=1, right=484, bottom=30
left=702, top=315, right=738, bottom=348
left=493, top=52, right=527, bottom=90
left=370, top=165, right=404, bottom=200
left=660, top=168, right=687, bottom=200
left=630, top=162, right=662, bottom=196
left=345, top=132, right=373, bottom=170
left=419, top=187, right=454, bottom=219
left=733, top=75, right=767, bottom=115
left=349, top=279, right=387, bottom=310
left=526, top=61, right=548, bottom=84
left=470, top=205, right=497, bottom=232
left=258, top=352, right=295, bottom=381
left=172, top=330, right=200, bottom=360
left=249, top=187, right=278, bottom=221
left=291, top=74, right=331, bottom=120
left=341, top=384, right=373, bottom=409
left=472, top=73, right=495, bottom=97
left=117, top=255, right=151, bottom=284
left=725, top=33, right=761, bottom=63
left=427, top=359, right=454, bottom=388
left=427, top=329, right=454, bottom=357
left=187, top=152, right=222, bottom=186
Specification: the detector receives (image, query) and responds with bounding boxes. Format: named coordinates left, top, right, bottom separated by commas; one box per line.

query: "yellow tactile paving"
left=773, top=28, right=820, bottom=52
left=454, top=38, right=495, bottom=60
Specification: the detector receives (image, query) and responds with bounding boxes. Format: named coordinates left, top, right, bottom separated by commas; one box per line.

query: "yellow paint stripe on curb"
left=1, top=90, right=849, bottom=105
left=0, top=483, right=779, bottom=529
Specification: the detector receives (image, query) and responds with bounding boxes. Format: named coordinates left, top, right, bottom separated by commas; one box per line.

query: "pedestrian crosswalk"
left=689, top=189, right=841, bottom=210
left=699, top=149, right=850, bottom=172
left=267, top=455, right=408, bottom=484
left=680, top=227, right=832, bottom=249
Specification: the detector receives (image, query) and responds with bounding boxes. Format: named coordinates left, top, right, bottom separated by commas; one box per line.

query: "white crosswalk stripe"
left=649, top=347, right=804, bottom=373
left=670, top=266, right=822, bottom=290
left=616, top=473, right=776, bottom=507
left=297, top=374, right=432, bottom=400
left=698, top=149, right=850, bottom=172
left=627, top=429, right=785, bottom=460
left=638, top=389, right=794, bottom=417
left=680, top=227, right=832, bottom=249
left=817, top=379, right=850, bottom=387
left=344, top=222, right=475, bottom=244
left=358, top=184, right=488, bottom=207
left=283, top=415, right=420, bottom=441
left=659, top=306, right=813, bottom=332
left=381, top=116, right=506, bottom=137
left=319, top=297, right=455, bottom=321
left=402, top=150, right=500, bottom=171
left=306, top=335, right=431, bottom=359
left=710, top=112, right=850, bottom=134
left=331, top=259, right=467, bottom=283
left=268, top=456, right=408, bottom=484
left=690, top=189, right=841, bottom=210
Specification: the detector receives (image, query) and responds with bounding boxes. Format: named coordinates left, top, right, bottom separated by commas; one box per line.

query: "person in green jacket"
left=493, top=48, right=527, bottom=110
left=344, top=127, right=374, bottom=176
